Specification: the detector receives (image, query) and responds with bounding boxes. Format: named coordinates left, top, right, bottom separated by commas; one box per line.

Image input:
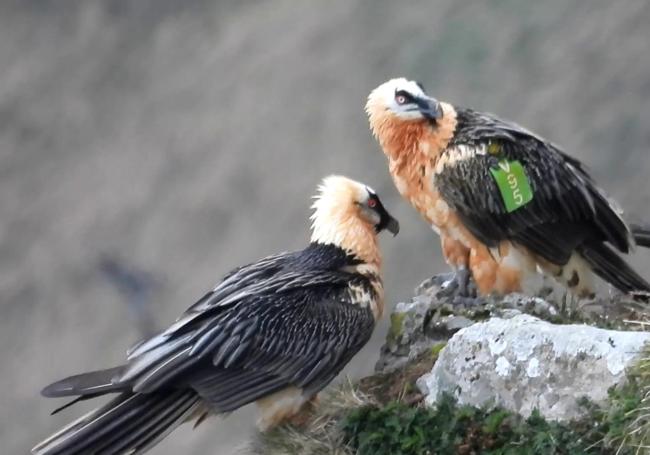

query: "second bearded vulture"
left=367, top=77, right=650, bottom=299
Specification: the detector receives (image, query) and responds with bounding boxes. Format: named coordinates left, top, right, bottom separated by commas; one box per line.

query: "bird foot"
left=434, top=268, right=476, bottom=300
left=451, top=295, right=484, bottom=307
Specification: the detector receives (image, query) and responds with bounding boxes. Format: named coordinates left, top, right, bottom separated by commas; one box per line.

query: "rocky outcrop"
left=378, top=274, right=563, bottom=373
left=376, top=275, right=650, bottom=422
left=417, top=313, right=650, bottom=421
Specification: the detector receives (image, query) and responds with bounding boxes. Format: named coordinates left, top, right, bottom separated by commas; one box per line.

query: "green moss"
left=342, top=384, right=646, bottom=455
left=482, top=408, right=510, bottom=435
left=438, top=307, right=454, bottom=317
left=464, top=308, right=492, bottom=321
left=387, top=312, right=406, bottom=343
left=430, top=343, right=446, bottom=358
left=253, top=347, right=650, bottom=455
left=608, top=347, right=650, bottom=450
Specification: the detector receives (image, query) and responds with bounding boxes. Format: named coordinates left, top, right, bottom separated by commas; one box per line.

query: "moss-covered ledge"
left=248, top=346, right=650, bottom=455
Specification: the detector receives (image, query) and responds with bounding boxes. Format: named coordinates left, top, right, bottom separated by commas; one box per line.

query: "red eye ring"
left=395, top=95, right=407, bottom=105
left=368, top=198, right=377, bottom=208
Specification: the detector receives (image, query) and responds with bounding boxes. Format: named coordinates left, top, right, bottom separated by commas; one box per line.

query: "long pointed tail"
left=630, top=223, right=650, bottom=248
left=578, top=242, right=650, bottom=298
left=32, top=389, right=202, bottom=455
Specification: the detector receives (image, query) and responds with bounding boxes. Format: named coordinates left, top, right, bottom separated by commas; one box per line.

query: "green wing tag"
left=489, top=160, right=533, bottom=212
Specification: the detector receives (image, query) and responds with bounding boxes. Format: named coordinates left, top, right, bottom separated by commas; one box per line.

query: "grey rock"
left=444, top=315, right=474, bottom=331
left=375, top=298, right=439, bottom=372
left=417, top=314, right=650, bottom=421
left=376, top=276, right=564, bottom=373
left=376, top=274, right=648, bottom=374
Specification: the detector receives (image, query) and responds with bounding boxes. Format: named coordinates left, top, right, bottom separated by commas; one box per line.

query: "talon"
left=455, top=268, right=471, bottom=297
left=434, top=268, right=476, bottom=300
left=437, top=276, right=459, bottom=297
left=430, top=272, right=457, bottom=287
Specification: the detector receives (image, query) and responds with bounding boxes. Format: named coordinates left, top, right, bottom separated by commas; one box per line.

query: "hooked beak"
left=384, top=215, right=400, bottom=236
left=369, top=194, right=400, bottom=236
left=415, top=96, right=443, bottom=121
left=376, top=210, right=399, bottom=236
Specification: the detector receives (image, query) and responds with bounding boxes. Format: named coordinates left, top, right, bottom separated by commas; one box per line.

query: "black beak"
left=367, top=190, right=400, bottom=236
left=375, top=205, right=400, bottom=236
left=384, top=215, right=400, bottom=236
left=415, top=96, right=443, bottom=120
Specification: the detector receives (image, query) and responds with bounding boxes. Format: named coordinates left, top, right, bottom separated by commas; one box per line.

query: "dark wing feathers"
left=41, top=366, right=126, bottom=398
left=578, top=242, right=650, bottom=294
left=202, top=281, right=374, bottom=407
left=33, top=390, right=201, bottom=455
left=438, top=108, right=631, bottom=265
left=42, top=244, right=376, bottom=417
left=193, top=370, right=288, bottom=412
left=631, top=223, right=650, bottom=248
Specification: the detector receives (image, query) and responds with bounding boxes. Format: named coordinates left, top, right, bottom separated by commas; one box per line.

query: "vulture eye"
left=395, top=94, right=408, bottom=105
left=367, top=198, right=377, bottom=208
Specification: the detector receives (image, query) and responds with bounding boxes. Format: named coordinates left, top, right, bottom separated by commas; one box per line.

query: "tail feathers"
left=32, top=389, right=202, bottom=455
left=51, top=395, right=100, bottom=416
left=579, top=243, right=650, bottom=298
left=42, top=366, right=127, bottom=398
left=630, top=223, right=650, bottom=249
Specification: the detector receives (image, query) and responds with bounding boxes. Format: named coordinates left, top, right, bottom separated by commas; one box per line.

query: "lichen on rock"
left=377, top=274, right=648, bottom=375
left=417, top=313, right=650, bottom=421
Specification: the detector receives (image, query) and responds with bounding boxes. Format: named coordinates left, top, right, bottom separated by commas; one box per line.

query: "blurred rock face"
left=2, top=1, right=650, bottom=453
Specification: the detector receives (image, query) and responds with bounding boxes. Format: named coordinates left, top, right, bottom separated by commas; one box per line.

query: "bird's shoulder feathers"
left=433, top=107, right=631, bottom=264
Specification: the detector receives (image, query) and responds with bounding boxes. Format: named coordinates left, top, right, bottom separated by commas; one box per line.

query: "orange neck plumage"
left=368, top=102, right=457, bottom=174
left=368, top=102, right=458, bottom=230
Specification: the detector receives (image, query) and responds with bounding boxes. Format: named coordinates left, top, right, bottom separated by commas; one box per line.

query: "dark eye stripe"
left=395, top=90, right=415, bottom=103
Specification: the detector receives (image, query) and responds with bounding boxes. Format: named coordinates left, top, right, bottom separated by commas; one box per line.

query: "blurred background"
left=2, top=0, right=650, bottom=453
